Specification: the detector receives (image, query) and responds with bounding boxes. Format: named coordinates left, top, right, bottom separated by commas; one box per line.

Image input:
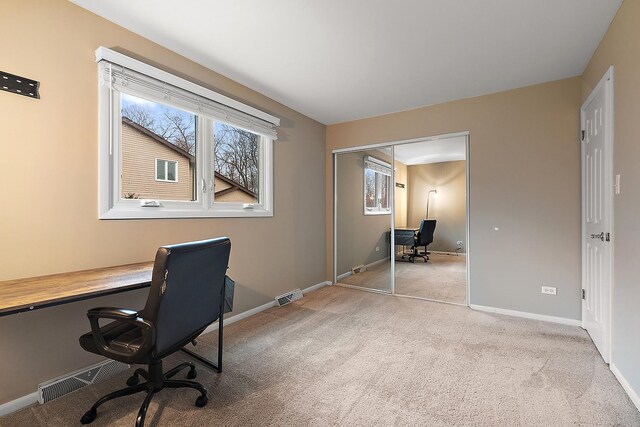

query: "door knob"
left=590, top=232, right=604, bottom=241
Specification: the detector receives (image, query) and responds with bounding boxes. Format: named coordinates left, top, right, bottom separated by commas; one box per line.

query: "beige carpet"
left=2, top=286, right=639, bottom=426
left=395, top=253, right=466, bottom=304
left=339, top=254, right=467, bottom=305
left=338, top=260, right=392, bottom=291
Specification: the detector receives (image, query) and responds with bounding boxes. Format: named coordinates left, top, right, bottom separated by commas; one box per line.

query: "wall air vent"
left=38, top=360, right=129, bottom=404
left=351, top=265, right=366, bottom=275
left=275, top=288, right=304, bottom=306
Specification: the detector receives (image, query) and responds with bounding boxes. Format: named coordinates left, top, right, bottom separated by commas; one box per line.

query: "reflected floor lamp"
left=426, top=189, right=437, bottom=219
left=424, top=189, right=437, bottom=256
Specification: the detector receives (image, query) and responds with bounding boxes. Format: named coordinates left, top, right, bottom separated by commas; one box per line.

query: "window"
left=96, top=47, right=279, bottom=219
left=155, top=159, right=178, bottom=182
left=364, top=156, right=392, bottom=215
left=213, top=122, right=260, bottom=204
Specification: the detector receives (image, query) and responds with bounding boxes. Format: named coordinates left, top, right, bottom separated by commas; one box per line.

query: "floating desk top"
left=0, top=262, right=153, bottom=317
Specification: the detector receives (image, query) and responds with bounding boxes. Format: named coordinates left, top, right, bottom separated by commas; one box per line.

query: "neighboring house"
left=213, top=171, right=258, bottom=203
left=121, top=117, right=256, bottom=202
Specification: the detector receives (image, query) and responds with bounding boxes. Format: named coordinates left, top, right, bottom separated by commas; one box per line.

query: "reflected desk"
left=393, top=228, right=419, bottom=263
left=0, top=262, right=223, bottom=371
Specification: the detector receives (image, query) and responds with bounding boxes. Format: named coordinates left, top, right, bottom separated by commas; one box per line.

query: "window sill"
left=99, top=207, right=273, bottom=219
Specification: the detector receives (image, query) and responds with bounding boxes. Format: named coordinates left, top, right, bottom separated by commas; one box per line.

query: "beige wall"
left=407, top=161, right=466, bottom=253
left=582, top=0, right=640, bottom=404
left=0, top=0, right=325, bottom=404
left=121, top=122, right=194, bottom=200
left=336, top=150, right=392, bottom=276
left=327, top=77, right=582, bottom=320
left=394, top=161, right=408, bottom=228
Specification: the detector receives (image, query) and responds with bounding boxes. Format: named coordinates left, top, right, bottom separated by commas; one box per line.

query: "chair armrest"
left=87, top=307, right=137, bottom=319
left=87, top=307, right=154, bottom=362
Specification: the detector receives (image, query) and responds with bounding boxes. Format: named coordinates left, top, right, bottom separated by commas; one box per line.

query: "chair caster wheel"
left=187, top=368, right=197, bottom=379
left=80, top=409, right=97, bottom=424
left=195, top=395, right=208, bottom=407
left=126, top=375, right=139, bottom=386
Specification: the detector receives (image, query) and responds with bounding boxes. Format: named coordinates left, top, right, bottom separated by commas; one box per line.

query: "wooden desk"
left=0, top=262, right=153, bottom=317
left=0, top=261, right=224, bottom=371
left=394, top=228, right=418, bottom=246
left=393, top=228, right=420, bottom=262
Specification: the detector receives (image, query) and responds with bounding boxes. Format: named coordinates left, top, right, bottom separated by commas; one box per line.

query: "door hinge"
left=606, top=232, right=610, bottom=242
left=582, top=289, right=586, bottom=300
left=581, top=130, right=585, bottom=141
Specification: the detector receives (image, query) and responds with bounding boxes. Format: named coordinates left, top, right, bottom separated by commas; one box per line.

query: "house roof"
left=213, top=172, right=257, bottom=199
left=122, top=116, right=195, bottom=162
left=122, top=117, right=256, bottom=199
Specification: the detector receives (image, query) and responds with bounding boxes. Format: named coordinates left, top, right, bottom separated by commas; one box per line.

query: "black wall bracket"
left=1, top=71, right=40, bottom=99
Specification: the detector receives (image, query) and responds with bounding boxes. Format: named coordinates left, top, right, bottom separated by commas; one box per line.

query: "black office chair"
left=78, top=237, right=231, bottom=427
left=409, top=219, right=436, bottom=262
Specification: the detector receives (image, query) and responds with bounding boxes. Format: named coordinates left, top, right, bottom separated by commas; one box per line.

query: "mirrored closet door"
left=335, top=147, right=393, bottom=293
left=392, top=137, right=468, bottom=305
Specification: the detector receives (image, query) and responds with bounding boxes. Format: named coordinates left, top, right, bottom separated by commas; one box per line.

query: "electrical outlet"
left=375, top=246, right=380, bottom=252
left=541, top=286, right=556, bottom=295
left=456, top=241, right=463, bottom=245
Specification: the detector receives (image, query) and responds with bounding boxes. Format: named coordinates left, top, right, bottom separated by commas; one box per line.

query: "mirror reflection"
left=336, top=147, right=392, bottom=292
left=393, top=137, right=467, bottom=304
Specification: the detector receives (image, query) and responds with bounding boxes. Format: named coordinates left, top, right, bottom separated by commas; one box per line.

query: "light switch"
left=615, top=174, right=621, bottom=195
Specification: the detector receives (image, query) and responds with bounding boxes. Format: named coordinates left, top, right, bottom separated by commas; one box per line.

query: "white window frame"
left=363, top=156, right=392, bottom=215
left=96, top=47, right=279, bottom=219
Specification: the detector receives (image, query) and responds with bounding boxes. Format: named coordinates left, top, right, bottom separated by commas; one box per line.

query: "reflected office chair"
left=410, top=219, right=436, bottom=262
left=78, top=237, right=231, bottom=427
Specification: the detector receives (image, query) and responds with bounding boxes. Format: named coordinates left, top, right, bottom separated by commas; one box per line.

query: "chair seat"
left=80, top=320, right=148, bottom=363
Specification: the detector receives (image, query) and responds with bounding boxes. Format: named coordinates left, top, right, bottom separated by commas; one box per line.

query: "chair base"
left=80, top=360, right=207, bottom=427
left=400, top=249, right=429, bottom=263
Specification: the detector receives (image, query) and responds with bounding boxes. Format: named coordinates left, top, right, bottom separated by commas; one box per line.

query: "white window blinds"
left=95, top=47, right=279, bottom=140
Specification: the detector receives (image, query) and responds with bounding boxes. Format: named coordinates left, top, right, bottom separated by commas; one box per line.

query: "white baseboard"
left=302, top=280, right=332, bottom=294
left=337, top=271, right=351, bottom=280
left=0, top=392, right=38, bottom=417
left=611, top=363, right=640, bottom=413
left=202, top=280, right=331, bottom=335
left=337, top=258, right=389, bottom=281
left=201, top=300, right=276, bottom=335
left=469, top=304, right=581, bottom=327
left=0, top=280, right=331, bottom=417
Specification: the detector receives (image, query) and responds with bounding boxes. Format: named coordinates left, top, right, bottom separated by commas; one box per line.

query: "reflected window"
left=364, top=156, right=391, bottom=215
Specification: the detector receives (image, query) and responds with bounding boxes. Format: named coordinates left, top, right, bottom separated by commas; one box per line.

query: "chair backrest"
left=143, top=237, right=231, bottom=356
left=417, top=219, right=436, bottom=246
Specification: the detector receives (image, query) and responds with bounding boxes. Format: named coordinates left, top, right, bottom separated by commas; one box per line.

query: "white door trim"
left=580, top=65, right=614, bottom=363
left=331, top=131, right=470, bottom=154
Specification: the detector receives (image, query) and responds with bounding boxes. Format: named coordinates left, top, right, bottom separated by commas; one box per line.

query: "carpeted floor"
left=339, top=253, right=467, bottom=305
left=2, top=286, right=639, bottom=426
left=338, top=260, right=392, bottom=291
left=395, top=253, right=466, bottom=304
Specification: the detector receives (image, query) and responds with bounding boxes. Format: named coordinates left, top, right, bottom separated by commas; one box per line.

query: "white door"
left=581, top=67, right=614, bottom=363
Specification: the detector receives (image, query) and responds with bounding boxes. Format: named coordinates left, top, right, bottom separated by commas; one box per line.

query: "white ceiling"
left=392, top=136, right=466, bottom=165
left=71, top=0, right=621, bottom=125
